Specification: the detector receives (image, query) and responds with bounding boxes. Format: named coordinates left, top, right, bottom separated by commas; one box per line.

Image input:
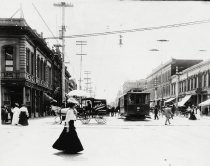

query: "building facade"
left=143, top=58, right=202, bottom=107
left=0, top=18, right=73, bottom=117
left=171, top=59, right=210, bottom=113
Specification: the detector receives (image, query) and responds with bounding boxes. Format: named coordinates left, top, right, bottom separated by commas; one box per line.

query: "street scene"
left=1, top=0, right=210, bottom=166
left=1, top=115, right=210, bottom=166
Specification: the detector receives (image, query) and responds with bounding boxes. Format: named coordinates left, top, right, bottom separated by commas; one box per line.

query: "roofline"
left=181, top=58, right=210, bottom=74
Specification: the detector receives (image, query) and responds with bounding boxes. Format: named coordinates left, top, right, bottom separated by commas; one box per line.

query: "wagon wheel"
left=80, top=117, right=91, bottom=124
left=95, top=116, right=107, bottom=124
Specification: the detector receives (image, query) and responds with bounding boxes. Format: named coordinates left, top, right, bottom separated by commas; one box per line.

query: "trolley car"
left=118, top=91, right=150, bottom=119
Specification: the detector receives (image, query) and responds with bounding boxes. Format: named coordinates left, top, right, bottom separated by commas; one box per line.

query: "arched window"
left=4, top=45, right=14, bottom=71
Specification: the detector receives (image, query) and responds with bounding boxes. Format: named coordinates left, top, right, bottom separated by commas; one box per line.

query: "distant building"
left=122, top=79, right=146, bottom=94
left=143, top=58, right=202, bottom=107
left=171, top=59, right=210, bottom=114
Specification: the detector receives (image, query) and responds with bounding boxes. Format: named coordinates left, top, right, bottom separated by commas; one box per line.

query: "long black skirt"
left=52, top=121, right=83, bottom=153
left=19, top=112, right=29, bottom=126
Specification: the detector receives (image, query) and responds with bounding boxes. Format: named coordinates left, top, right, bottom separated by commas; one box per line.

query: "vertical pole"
left=76, top=41, right=87, bottom=90
left=23, top=86, right=26, bottom=104
left=61, top=5, right=65, bottom=104
left=154, top=78, right=157, bottom=106
left=175, top=66, right=179, bottom=110
left=54, top=2, right=73, bottom=106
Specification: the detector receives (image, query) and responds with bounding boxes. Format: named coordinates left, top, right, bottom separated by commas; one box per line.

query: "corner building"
left=0, top=18, right=59, bottom=117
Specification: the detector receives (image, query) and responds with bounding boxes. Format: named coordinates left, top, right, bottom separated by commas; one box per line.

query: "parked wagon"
left=77, top=97, right=108, bottom=124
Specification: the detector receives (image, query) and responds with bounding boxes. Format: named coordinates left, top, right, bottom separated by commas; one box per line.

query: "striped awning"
left=178, top=95, right=192, bottom=107
left=199, top=99, right=210, bottom=107
left=165, top=97, right=175, bottom=103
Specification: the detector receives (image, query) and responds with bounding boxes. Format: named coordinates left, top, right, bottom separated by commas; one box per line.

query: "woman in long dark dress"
left=19, top=104, right=29, bottom=126
left=52, top=98, right=83, bottom=153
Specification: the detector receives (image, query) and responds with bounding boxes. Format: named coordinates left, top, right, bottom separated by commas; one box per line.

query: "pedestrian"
left=19, top=104, right=29, bottom=126
left=186, top=106, right=192, bottom=118
left=195, top=106, right=201, bottom=120
left=171, top=104, right=176, bottom=119
left=189, top=106, right=197, bottom=120
left=86, top=101, right=92, bottom=117
left=164, top=105, right=173, bottom=125
left=6, top=106, right=13, bottom=124
left=1, top=106, right=8, bottom=124
left=52, top=97, right=84, bottom=154
left=111, top=107, right=115, bottom=117
left=12, top=103, right=20, bottom=125
left=154, top=105, right=159, bottom=120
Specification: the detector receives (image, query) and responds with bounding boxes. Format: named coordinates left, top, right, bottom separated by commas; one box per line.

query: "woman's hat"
left=67, top=97, right=79, bottom=104
left=15, top=103, right=19, bottom=107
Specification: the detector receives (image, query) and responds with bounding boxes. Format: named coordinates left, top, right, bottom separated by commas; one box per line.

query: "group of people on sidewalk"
left=153, top=104, right=202, bottom=125
left=1, top=103, right=29, bottom=126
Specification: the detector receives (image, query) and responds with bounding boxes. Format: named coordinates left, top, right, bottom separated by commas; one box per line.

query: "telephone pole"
left=84, top=71, right=92, bottom=96
left=54, top=2, right=73, bottom=104
left=76, top=41, right=87, bottom=90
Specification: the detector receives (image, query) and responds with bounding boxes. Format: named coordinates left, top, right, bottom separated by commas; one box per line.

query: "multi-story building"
left=0, top=18, right=73, bottom=117
left=171, top=59, right=210, bottom=113
left=144, top=58, right=202, bottom=107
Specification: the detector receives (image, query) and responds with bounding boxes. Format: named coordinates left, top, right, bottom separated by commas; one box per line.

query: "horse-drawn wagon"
left=51, top=97, right=108, bottom=124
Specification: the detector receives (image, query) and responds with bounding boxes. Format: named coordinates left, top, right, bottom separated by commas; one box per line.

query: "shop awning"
left=198, top=99, right=210, bottom=107
left=165, top=97, right=175, bottom=103
left=44, top=93, right=57, bottom=103
left=178, top=95, right=192, bottom=107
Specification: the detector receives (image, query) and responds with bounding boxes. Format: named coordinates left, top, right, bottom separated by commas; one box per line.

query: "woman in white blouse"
left=52, top=97, right=83, bottom=153
left=12, top=103, right=20, bottom=125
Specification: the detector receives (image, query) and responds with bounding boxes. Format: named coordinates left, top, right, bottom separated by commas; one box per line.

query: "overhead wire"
left=45, top=19, right=210, bottom=39
left=32, top=3, right=60, bottom=45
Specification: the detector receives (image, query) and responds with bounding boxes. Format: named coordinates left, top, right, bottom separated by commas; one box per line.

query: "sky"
left=1, top=0, right=210, bottom=104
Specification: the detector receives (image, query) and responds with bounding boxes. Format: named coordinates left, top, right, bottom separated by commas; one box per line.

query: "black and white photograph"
left=1, top=0, right=210, bottom=166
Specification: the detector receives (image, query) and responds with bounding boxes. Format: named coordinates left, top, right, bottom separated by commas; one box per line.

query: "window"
left=194, top=77, right=197, bottom=89
left=49, top=67, right=52, bottom=86
left=40, top=60, right=43, bottom=80
left=31, top=53, right=34, bottom=75
left=208, top=72, right=210, bottom=87
left=44, top=62, right=46, bottom=81
left=37, top=57, right=40, bottom=78
left=4, top=45, right=14, bottom=71
left=204, top=73, right=207, bottom=87
left=191, top=78, right=193, bottom=90
left=26, top=48, right=30, bottom=73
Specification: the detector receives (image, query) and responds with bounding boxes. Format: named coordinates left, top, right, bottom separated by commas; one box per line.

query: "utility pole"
left=154, top=77, right=158, bottom=106
left=84, top=71, right=92, bottom=96
left=175, top=66, right=181, bottom=110
left=76, top=41, right=87, bottom=90
left=54, top=2, right=73, bottom=104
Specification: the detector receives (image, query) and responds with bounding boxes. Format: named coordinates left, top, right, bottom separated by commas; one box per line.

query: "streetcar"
left=118, top=91, right=150, bottom=119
